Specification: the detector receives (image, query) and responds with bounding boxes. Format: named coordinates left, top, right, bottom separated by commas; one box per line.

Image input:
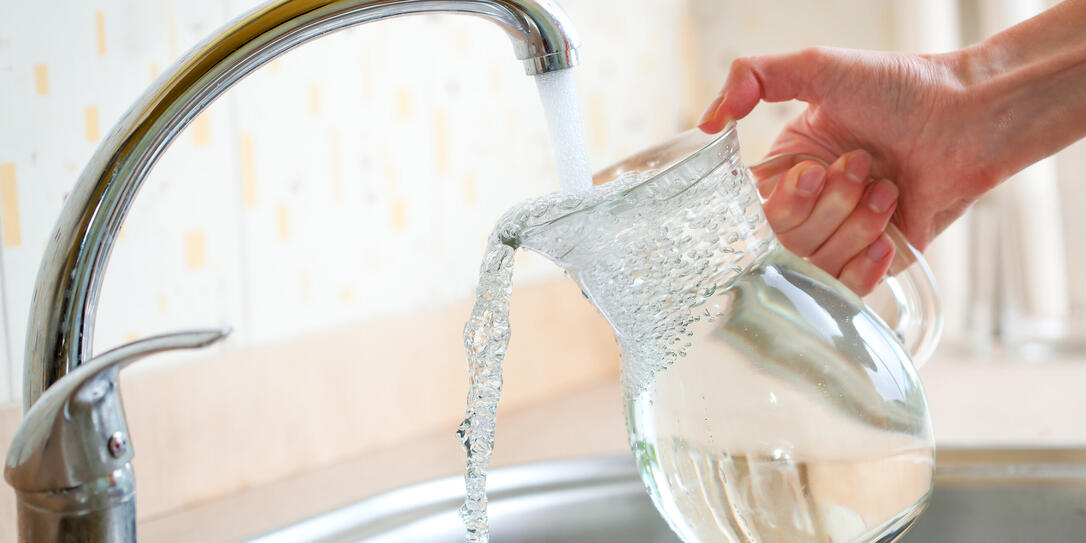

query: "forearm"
left=949, top=0, right=1086, bottom=187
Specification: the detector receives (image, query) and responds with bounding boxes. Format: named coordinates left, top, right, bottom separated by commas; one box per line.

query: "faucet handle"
left=5, top=328, right=229, bottom=493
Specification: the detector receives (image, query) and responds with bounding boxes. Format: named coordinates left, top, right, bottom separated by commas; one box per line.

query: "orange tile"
left=396, top=89, right=413, bottom=119
left=185, top=231, right=206, bottom=270
left=85, top=106, right=100, bottom=142
left=329, top=131, right=343, bottom=202
left=95, top=11, right=107, bottom=56
left=240, top=135, right=256, bottom=206
left=1, top=163, right=21, bottom=247
left=462, top=173, right=478, bottom=205
left=191, top=112, right=212, bottom=146
left=390, top=198, right=407, bottom=232
left=33, top=64, right=49, bottom=95
left=276, top=203, right=290, bottom=240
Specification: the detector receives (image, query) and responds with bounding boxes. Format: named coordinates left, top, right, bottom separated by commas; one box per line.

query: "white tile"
left=0, top=1, right=240, bottom=393
left=91, top=0, right=245, bottom=367
left=92, top=97, right=248, bottom=367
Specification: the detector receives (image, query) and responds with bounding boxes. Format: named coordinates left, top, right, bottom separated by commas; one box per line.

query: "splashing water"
left=457, top=68, right=593, bottom=542
left=457, top=173, right=651, bottom=542
left=457, top=240, right=514, bottom=543
left=534, top=70, right=593, bottom=193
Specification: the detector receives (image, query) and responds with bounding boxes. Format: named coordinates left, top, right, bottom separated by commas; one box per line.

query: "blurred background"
left=0, top=0, right=1084, bottom=540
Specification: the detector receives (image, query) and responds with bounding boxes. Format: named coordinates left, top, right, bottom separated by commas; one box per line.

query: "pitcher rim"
left=519, top=121, right=742, bottom=239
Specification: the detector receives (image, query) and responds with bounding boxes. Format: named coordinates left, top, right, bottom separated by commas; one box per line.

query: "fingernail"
left=867, top=180, right=898, bottom=213
left=796, top=166, right=825, bottom=196
left=845, top=151, right=872, bottom=183
left=697, top=92, right=727, bottom=131
left=867, top=235, right=893, bottom=261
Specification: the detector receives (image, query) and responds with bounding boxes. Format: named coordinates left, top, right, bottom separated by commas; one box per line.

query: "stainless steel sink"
left=248, top=448, right=1086, bottom=542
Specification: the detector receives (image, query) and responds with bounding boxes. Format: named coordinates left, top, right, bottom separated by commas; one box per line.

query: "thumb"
left=699, top=48, right=830, bottom=133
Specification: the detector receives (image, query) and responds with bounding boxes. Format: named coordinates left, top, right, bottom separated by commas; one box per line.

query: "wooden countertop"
left=140, top=380, right=630, bottom=542
left=141, top=349, right=1086, bottom=541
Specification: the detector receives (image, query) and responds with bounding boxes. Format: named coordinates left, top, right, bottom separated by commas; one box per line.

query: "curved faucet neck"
left=22, top=0, right=580, bottom=412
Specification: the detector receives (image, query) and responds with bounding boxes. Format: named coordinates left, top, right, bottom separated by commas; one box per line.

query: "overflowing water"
left=456, top=241, right=514, bottom=543
left=534, top=70, right=593, bottom=193
left=456, top=69, right=593, bottom=543
left=457, top=173, right=646, bottom=543
left=624, top=247, right=933, bottom=542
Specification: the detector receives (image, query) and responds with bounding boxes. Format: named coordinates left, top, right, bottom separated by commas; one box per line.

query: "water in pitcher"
left=460, top=148, right=933, bottom=542
left=522, top=156, right=932, bottom=542
left=625, top=247, right=934, bottom=543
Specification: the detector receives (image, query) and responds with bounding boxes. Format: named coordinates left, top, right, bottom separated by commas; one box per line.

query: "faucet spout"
left=22, top=0, right=580, bottom=413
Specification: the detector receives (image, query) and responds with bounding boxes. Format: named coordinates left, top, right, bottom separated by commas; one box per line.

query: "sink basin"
left=248, top=448, right=1086, bottom=542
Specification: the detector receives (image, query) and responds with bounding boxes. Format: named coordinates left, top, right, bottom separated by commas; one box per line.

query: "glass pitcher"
left=515, top=123, right=941, bottom=543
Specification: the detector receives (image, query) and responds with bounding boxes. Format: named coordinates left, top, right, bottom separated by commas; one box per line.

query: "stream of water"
left=456, top=69, right=594, bottom=543
left=533, top=70, right=593, bottom=193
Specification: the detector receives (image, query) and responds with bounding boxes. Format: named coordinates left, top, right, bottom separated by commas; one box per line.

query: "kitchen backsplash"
left=0, top=0, right=704, bottom=406
left=0, top=0, right=968, bottom=407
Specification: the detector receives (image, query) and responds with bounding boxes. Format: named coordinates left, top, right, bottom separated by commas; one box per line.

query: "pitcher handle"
left=750, top=153, right=943, bottom=367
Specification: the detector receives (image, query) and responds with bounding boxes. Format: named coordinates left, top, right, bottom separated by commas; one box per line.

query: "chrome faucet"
left=4, top=1, right=580, bottom=540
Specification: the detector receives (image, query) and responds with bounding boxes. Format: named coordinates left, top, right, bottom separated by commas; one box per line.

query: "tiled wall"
left=0, top=0, right=699, bottom=406
left=0, top=0, right=916, bottom=408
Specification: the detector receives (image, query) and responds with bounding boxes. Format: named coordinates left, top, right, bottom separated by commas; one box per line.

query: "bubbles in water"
left=457, top=174, right=643, bottom=543
left=625, top=249, right=935, bottom=542
left=459, top=240, right=515, bottom=543
left=523, top=163, right=771, bottom=399
left=459, top=162, right=769, bottom=542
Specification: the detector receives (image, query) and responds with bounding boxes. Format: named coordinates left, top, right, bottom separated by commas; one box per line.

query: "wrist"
left=940, top=3, right=1086, bottom=188
left=936, top=37, right=1086, bottom=190
left=937, top=41, right=1004, bottom=91
left=915, top=47, right=1010, bottom=193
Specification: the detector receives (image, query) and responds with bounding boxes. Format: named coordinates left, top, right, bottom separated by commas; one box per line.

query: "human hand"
left=698, top=47, right=992, bottom=253
left=697, top=0, right=1086, bottom=291
left=757, top=150, right=899, bottom=296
